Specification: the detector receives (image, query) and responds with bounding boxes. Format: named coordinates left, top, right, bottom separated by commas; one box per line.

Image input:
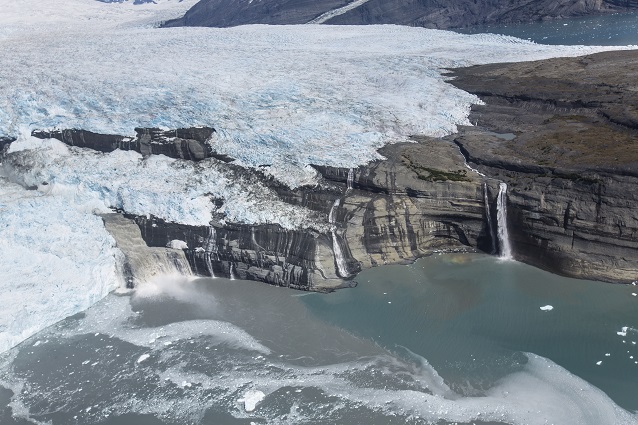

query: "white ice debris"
left=540, top=305, right=554, bottom=311
left=617, top=327, right=629, bottom=337
left=0, top=178, right=123, bottom=354
left=596, top=361, right=603, bottom=366
left=167, top=240, right=189, bottom=250
left=239, top=390, right=266, bottom=412
left=3, top=137, right=320, bottom=229
left=137, top=354, right=151, bottom=364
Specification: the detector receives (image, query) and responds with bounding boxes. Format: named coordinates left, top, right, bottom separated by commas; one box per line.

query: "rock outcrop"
left=163, top=0, right=637, bottom=29
left=448, top=49, right=638, bottom=283
left=21, top=127, right=497, bottom=292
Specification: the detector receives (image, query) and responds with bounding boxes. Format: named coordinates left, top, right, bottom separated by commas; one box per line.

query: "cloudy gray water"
left=1, top=254, right=637, bottom=424
left=456, top=12, right=638, bottom=45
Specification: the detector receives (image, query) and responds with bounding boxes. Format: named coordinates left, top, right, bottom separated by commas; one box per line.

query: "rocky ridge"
left=164, top=0, right=637, bottom=29
left=448, top=49, right=638, bottom=283
left=24, top=128, right=497, bottom=291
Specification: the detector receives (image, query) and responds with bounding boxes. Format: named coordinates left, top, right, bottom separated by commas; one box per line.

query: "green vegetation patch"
left=401, top=155, right=471, bottom=182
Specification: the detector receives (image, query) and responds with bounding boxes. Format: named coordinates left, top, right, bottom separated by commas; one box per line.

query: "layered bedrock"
left=23, top=129, right=497, bottom=291
left=448, top=49, right=638, bottom=283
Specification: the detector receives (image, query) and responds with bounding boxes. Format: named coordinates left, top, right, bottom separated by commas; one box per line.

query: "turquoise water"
left=456, top=12, right=638, bottom=45
left=1, top=254, right=636, bottom=424
left=304, top=254, right=638, bottom=411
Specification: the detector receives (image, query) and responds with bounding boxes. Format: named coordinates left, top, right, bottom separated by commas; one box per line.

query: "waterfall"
left=102, top=213, right=192, bottom=288
left=204, top=227, right=217, bottom=278
left=347, top=168, right=354, bottom=192
left=329, top=198, right=340, bottom=224
left=329, top=198, right=349, bottom=278
left=229, top=263, right=236, bottom=280
left=497, top=182, right=513, bottom=260
left=483, top=182, right=497, bottom=255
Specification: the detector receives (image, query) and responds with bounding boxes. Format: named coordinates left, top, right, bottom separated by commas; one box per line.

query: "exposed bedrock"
left=117, top=137, right=497, bottom=292
left=449, top=50, right=638, bottom=284
left=31, top=127, right=234, bottom=163
left=163, top=0, right=638, bottom=29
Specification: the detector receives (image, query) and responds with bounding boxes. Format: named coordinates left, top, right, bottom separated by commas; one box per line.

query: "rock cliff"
left=448, top=49, right=638, bottom=283
left=28, top=128, right=496, bottom=291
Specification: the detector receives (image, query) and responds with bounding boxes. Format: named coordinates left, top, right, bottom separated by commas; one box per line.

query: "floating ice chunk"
left=605, top=353, right=611, bottom=357
left=239, top=390, right=265, bottom=412
left=540, top=305, right=554, bottom=311
left=617, top=327, right=628, bottom=337
left=33, top=341, right=42, bottom=347
left=168, top=240, right=188, bottom=250
left=596, top=361, right=603, bottom=365
left=136, top=354, right=150, bottom=364
left=632, top=293, right=637, bottom=297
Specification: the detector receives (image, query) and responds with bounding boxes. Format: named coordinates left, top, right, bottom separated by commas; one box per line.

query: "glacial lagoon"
left=1, top=254, right=636, bottom=424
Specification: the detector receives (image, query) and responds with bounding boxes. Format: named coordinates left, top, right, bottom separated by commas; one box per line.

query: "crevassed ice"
left=0, top=0, right=631, bottom=189
left=4, top=137, right=322, bottom=229
left=0, top=178, right=124, bottom=354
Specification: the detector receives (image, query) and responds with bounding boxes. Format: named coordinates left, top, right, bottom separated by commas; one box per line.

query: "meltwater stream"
left=1, top=254, right=637, bottom=425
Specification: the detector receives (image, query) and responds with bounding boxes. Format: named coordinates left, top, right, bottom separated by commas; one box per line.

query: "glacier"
left=0, top=0, right=632, bottom=191
left=3, top=136, right=322, bottom=229
left=0, top=177, right=124, bottom=354
left=0, top=0, right=634, bottom=354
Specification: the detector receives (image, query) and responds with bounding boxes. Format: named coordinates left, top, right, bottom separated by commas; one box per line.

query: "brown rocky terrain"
left=448, top=49, right=638, bottom=283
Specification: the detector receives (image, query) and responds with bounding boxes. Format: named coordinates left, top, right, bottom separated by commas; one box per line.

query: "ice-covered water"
left=1, top=255, right=637, bottom=424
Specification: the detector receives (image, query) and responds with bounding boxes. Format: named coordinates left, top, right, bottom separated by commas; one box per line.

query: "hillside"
left=163, top=0, right=637, bottom=29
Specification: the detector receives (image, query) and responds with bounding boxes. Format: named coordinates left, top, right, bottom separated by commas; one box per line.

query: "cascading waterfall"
left=347, top=168, right=354, bottom=192
left=204, top=227, right=217, bottom=278
left=497, top=182, right=513, bottom=260
left=102, top=214, right=192, bottom=287
left=229, top=263, right=236, bottom=280
left=329, top=198, right=350, bottom=278
left=483, top=182, right=497, bottom=255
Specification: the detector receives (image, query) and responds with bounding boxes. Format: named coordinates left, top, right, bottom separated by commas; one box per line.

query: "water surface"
left=456, top=12, right=638, bottom=45
left=1, top=254, right=636, bottom=424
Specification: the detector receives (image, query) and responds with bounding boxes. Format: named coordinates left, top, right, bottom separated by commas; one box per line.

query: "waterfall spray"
left=329, top=198, right=349, bottom=278
left=347, top=168, right=354, bottom=192
left=497, top=182, right=513, bottom=260
left=204, top=227, right=217, bottom=278
left=483, top=182, right=497, bottom=255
